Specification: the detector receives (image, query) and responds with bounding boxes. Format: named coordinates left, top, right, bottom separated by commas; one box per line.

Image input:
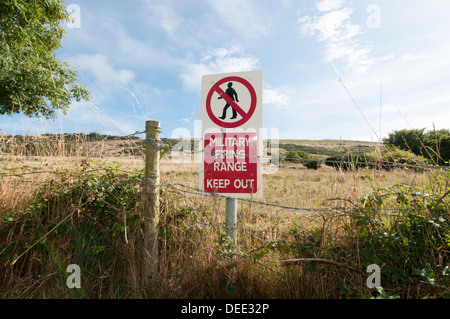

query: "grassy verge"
left=0, top=161, right=144, bottom=298
left=1, top=155, right=448, bottom=298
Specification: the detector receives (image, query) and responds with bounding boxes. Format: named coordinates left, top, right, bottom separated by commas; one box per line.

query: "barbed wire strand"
left=3, top=151, right=445, bottom=269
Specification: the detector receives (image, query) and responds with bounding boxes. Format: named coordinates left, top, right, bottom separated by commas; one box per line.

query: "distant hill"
left=1, top=133, right=383, bottom=159
left=277, top=139, right=383, bottom=158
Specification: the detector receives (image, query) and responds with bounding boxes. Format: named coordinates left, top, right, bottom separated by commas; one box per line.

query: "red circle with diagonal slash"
left=206, top=76, right=257, bottom=128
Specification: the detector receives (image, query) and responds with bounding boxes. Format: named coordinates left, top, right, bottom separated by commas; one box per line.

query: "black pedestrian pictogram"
left=206, top=75, right=257, bottom=128
left=218, top=82, right=239, bottom=120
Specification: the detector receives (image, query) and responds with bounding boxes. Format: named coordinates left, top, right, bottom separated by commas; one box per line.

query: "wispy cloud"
left=180, top=46, right=260, bottom=91
left=297, top=0, right=376, bottom=73
left=180, top=45, right=290, bottom=110
left=263, top=86, right=290, bottom=109
left=70, top=53, right=135, bottom=88
left=142, top=0, right=180, bottom=37
left=68, top=53, right=135, bottom=106
left=316, top=0, right=346, bottom=12
left=205, top=0, right=269, bottom=41
left=100, top=19, right=176, bottom=68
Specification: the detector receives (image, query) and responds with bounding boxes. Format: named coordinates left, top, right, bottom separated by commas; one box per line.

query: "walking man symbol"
left=218, top=82, right=239, bottom=120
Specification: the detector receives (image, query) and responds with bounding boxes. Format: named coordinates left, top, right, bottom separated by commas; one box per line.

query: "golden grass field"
left=0, top=136, right=448, bottom=299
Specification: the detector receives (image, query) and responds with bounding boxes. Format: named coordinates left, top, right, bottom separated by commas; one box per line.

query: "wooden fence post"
left=143, top=120, right=160, bottom=293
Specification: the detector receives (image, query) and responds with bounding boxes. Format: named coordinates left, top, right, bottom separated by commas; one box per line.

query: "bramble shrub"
left=325, top=147, right=428, bottom=170
left=352, top=170, right=450, bottom=297
left=0, top=162, right=144, bottom=298
left=284, top=150, right=321, bottom=169
left=384, top=128, right=450, bottom=165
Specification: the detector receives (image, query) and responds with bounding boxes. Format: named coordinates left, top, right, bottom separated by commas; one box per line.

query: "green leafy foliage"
left=0, top=0, right=90, bottom=118
left=0, top=162, right=143, bottom=298
left=325, top=147, right=427, bottom=170
left=284, top=150, right=321, bottom=169
left=353, top=172, right=450, bottom=296
left=384, top=128, right=450, bottom=165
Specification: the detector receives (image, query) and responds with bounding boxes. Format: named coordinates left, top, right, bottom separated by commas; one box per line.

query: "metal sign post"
left=225, top=197, right=238, bottom=245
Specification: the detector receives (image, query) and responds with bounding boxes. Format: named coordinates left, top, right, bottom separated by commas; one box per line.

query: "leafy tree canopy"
left=383, top=128, right=450, bottom=165
left=0, top=0, right=90, bottom=119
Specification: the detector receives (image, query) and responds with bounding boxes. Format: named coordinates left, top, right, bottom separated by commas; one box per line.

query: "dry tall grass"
left=0, top=134, right=448, bottom=299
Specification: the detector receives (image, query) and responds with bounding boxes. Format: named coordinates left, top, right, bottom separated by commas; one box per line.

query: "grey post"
left=225, top=197, right=238, bottom=247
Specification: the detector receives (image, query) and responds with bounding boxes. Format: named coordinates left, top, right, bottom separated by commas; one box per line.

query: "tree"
left=0, top=0, right=90, bottom=119
left=383, top=128, right=426, bottom=156
left=285, top=150, right=300, bottom=162
left=284, top=150, right=321, bottom=169
left=424, top=129, right=450, bottom=165
left=384, top=128, right=450, bottom=165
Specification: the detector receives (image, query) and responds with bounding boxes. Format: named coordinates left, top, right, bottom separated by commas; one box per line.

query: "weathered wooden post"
left=143, top=120, right=160, bottom=293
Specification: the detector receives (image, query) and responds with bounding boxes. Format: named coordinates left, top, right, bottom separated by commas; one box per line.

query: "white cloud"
left=203, top=47, right=259, bottom=73
left=180, top=46, right=259, bottom=91
left=263, top=86, right=290, bottom=109
left=143, top=0, right=180, bottom=36
left=281, top=0, right=292, bottom=8
left=70, top=53, right=135, bottom=89
left=205, top=0, right=269, bottom=40
left=400, top=53, right=424, bottom=62
left=180, top=46, right=290, bottom=112
left=314, top=8, right=357, bottom=40
left=316, top=0, right=346, bottom=12
left=100, top=19, right=176, bottom=68
left=298, top=2, right=377, bottom=73
left=179, top=63, right=211, bottom=92
left=67, top=53, right=136, bottom=118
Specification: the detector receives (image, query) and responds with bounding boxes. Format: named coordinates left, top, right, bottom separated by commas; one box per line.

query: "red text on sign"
left=204, top=132, right=258, bottom=194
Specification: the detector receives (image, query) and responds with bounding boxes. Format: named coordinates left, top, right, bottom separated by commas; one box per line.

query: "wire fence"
left=155, top=179, right=433, bottom=239
left=0, top=165, right=395, bottom=224
left=2, top=129, right=449, bottom=170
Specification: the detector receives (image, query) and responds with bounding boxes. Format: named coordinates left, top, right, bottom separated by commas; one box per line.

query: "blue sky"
left=2, top=0, right=450, bottom=141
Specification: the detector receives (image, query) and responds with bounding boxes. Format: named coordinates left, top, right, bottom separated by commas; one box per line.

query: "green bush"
left=250, top=170, right=450, bottom=298
left=0, top=162, right=144, bottom=298
left=352, top=171, right=450, bottom=297
left=284, top=150, right=300, bottom=162
left=284, top=150, right=321, bottom=169
left=325, top=147, right=429, bottom=170
left=303, top=158, right=321, bottom=170
left=384, top=128, right=450, bottom=165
